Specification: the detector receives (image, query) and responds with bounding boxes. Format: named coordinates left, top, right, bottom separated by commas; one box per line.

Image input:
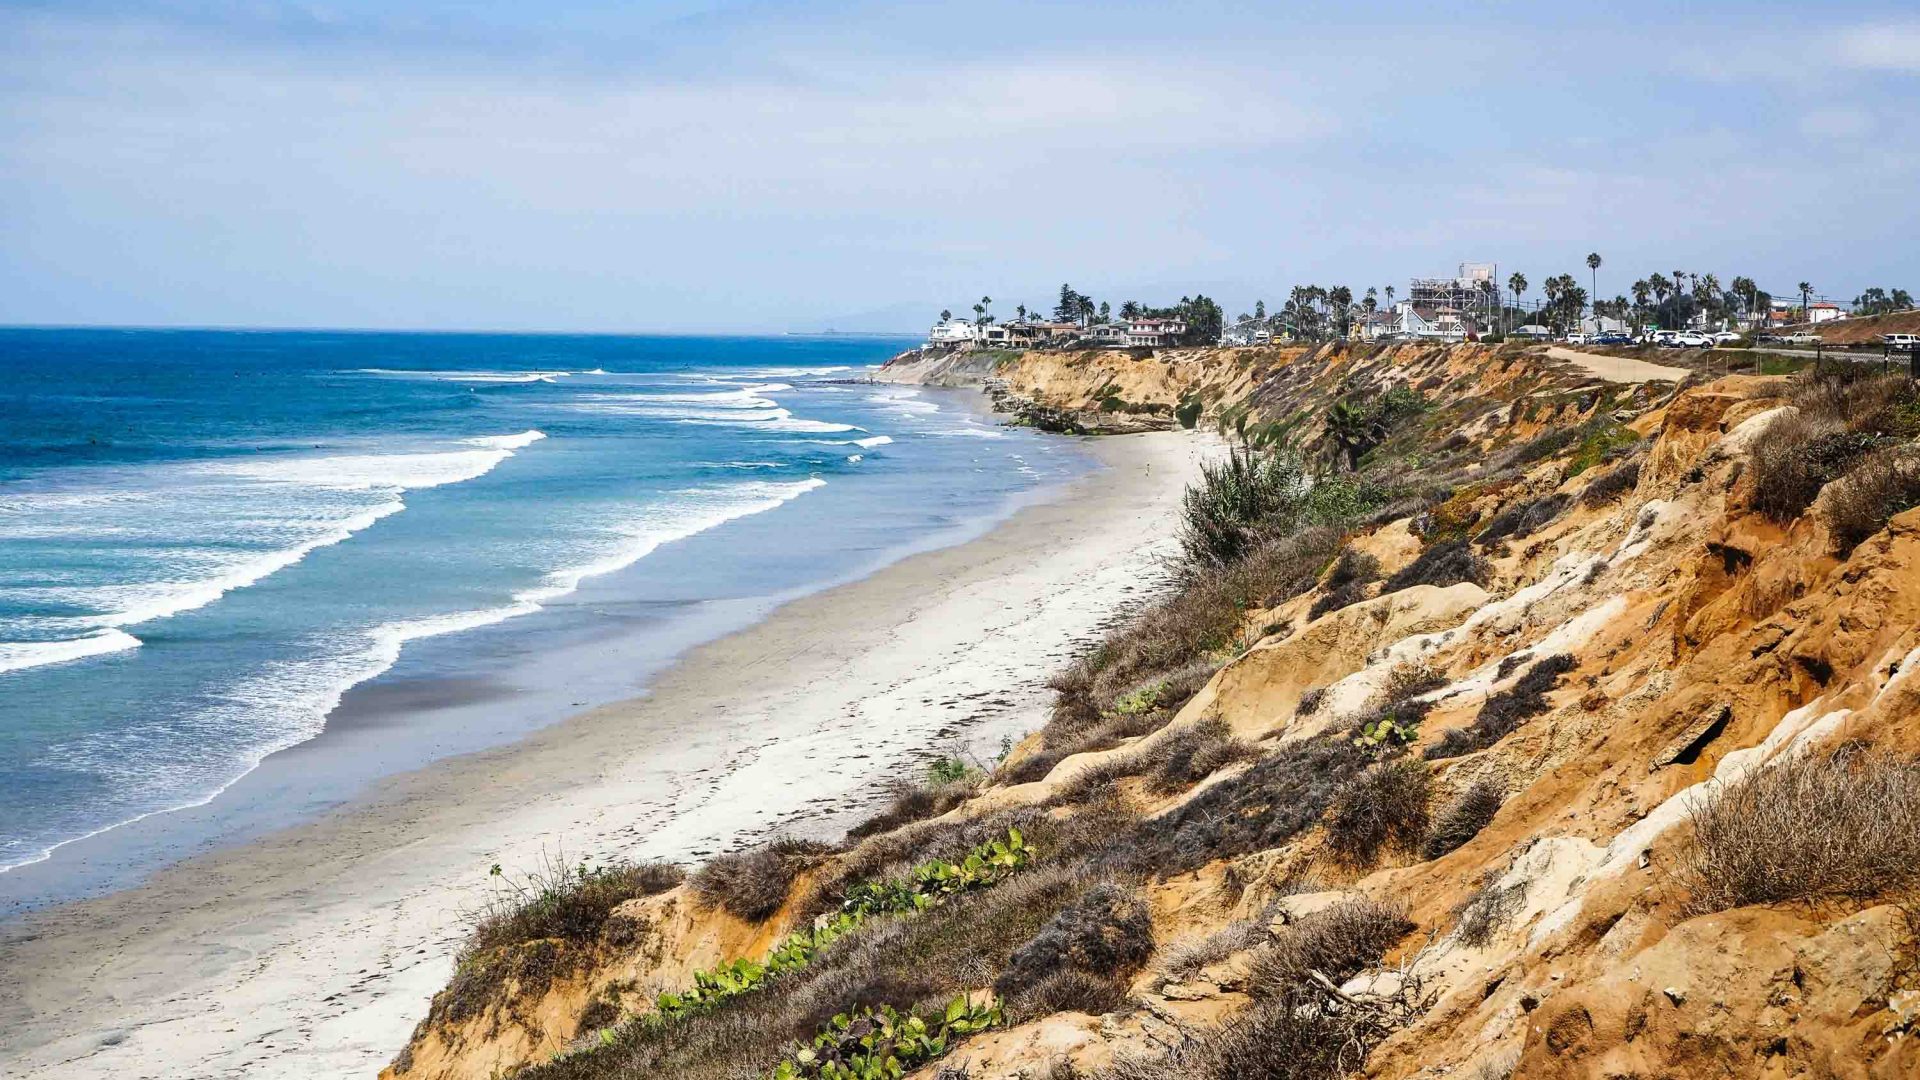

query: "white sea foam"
left=0, top=629, right=142, bottom=676
left=3, top=433, right=545, bottom=651
left=466, top=430, right=548, bottom=450
left=854, top=435, right=895, bottom=448
left=678, top=408, right=858, bottom=434
left=355, top=369, right=573, bottom=383
left=0, top=475, right=829, bottom=874
left=87, top=500, right=408, bottom=628
left=205, top=430, right=543, bottom=491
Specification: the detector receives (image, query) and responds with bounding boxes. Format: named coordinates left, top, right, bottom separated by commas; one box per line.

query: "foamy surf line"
left=0, top=432, right=545, bottom=676
left=0, top=629, right=143, bottom=676
left=0, top=476, right=826, bottom=876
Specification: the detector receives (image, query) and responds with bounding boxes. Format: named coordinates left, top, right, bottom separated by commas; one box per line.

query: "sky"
left=0, top=0, right=1916, bottom=333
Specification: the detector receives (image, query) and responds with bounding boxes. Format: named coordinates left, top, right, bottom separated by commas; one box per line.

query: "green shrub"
left=771, top=996, right=1002, bottom=1080
left=1175, top=394, right=1204, bottom=429
left=1180, top=445, right=1310, bottom=567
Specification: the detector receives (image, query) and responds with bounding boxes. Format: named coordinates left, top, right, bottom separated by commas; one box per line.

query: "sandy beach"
left=0, top=429, right=1207, bottom=1080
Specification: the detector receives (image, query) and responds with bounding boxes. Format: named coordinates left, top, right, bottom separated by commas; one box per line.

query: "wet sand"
left=0, top=429, right=1208, bottom=1079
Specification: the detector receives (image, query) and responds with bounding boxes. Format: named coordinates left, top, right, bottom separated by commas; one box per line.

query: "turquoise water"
left=0, top=330, right=1089, bottom=895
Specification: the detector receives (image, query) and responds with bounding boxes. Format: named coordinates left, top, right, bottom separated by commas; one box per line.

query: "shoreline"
left=0, top=429, right=1207, bottom=1079
left=0, top=380, right=1070, bottom=910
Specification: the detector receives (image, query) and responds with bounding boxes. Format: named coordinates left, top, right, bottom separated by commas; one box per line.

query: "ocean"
left=0, top=329, right=1091, bottom=905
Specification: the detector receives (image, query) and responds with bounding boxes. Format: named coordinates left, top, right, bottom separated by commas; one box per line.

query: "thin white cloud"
left=1833, top=21, right=1920, bottom=71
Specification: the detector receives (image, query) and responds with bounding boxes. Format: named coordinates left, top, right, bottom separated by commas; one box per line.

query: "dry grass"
left=1675, top=747, right=1920, bottom=916
left=1244, top=897, right=1414, bottom=999
left=1789, top=370, right=1920, bottom=437
left=1474, top=492, right=1570, bottom=546
left=1748, top=412, right=1876, bottom=522
left=996, top=882, right=1155, bottom=1019
left=1153, top=920, right=1272, bottom=987
left=1381, top=538, right=1487, bottom=594
left=1101, top=737, right=1370, bottom=879
left=1580, top=457, right=1642, bottom=508
left=1426, top=654, right=1576, bottom=760
left=1308, top=547, right=1382, bottom=620
left=1047, top=527, right=1343, bottom=736
left=1422, top=780, right=1504, bottom=859
left=466, top=859, right=684, bottom=954
left=1450, top=872, right=1526, bottom=947
left=846, top=777, right=981, bottom=841
left=689, top=837, right=832, bottom=923
left=1323, top=760, right=1433, bottom=868
left=1094, top=992, right=1361, bottom=1080
left=1823, top=448, right=1920, bottom=554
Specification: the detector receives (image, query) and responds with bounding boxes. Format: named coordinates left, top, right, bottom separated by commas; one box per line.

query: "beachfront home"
left=1126, top=316, right=1187, bottom=347
left=927, top=319, right=978, bottom=346
left=1089, top=323, right=1129, bottom=346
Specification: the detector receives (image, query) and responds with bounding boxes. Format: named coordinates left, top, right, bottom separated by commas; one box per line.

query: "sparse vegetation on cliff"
left=394, top=343, right=1920, bottom=1080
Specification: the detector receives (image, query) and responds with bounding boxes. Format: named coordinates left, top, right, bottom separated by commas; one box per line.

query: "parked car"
left=1593, top=332, right=1633, bottom=345
left=1886, top=333, right=1920, bottom=352
left=1564, top=332, right=1589, bottom=345
left=1651, top=330, right=1680, bottom=347
left=1672, top=331, right=1712, bottom=348
left=1712, top=331, right=1742, bottom=345
left=1784, top=332, right=1821, bottom=346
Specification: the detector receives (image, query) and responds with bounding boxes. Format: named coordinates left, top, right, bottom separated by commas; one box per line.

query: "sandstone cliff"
left=387, top=341, right=1920, bottom=1080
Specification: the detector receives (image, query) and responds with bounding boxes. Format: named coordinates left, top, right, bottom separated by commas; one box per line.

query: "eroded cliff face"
left=388, top=343, right=1920, bottom=1080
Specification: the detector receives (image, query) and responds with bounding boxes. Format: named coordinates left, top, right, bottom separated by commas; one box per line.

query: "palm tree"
left=1015, top=303, right=1027, bottom=322
left=1507, top=272, right=1528, bottom=332
left=971, top=302, right=985, bottom=325
left=1586, top=253, right=1603, bottom=325
left=978, top=296, right=993, bottom=325
left=940, top=309, right=952, bottom=323
left=1799, top=281, right=1813, bottom=323
left=1326, top=399, right=1379, bottom=470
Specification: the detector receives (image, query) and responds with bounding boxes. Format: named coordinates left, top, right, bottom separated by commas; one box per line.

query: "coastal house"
left=977, top=324, right=1012, bottom=346
left=1391, top=301, right=1471, bottom=341
left=927, top=319, right=978, bottom=346
left=1125, top=316, right=1187, bottom=347
left=1088, top=323, right=1129, bottom=346
left=1769, top=300, right=1848, bottom=326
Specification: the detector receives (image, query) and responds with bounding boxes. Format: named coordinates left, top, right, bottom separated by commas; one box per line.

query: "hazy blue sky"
left=1, top=1, right=1915, bottom=331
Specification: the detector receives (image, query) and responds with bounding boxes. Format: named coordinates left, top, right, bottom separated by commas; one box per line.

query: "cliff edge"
left=386, top=341, right=1920, bottom=1080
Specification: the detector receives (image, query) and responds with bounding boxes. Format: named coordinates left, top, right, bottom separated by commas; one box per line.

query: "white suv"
left=1884, top=333, right=1919, bottom=351
left=1674, top=331, right=1713, bottom=348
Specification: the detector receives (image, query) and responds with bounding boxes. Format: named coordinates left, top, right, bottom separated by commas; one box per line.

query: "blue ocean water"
left=0, top=329, right=1089, bottom=886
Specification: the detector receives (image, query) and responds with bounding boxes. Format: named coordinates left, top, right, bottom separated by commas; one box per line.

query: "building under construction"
left=1393, top=262, right=1498, bottom=339
left=1408, top=263, right=1498, bottom=322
